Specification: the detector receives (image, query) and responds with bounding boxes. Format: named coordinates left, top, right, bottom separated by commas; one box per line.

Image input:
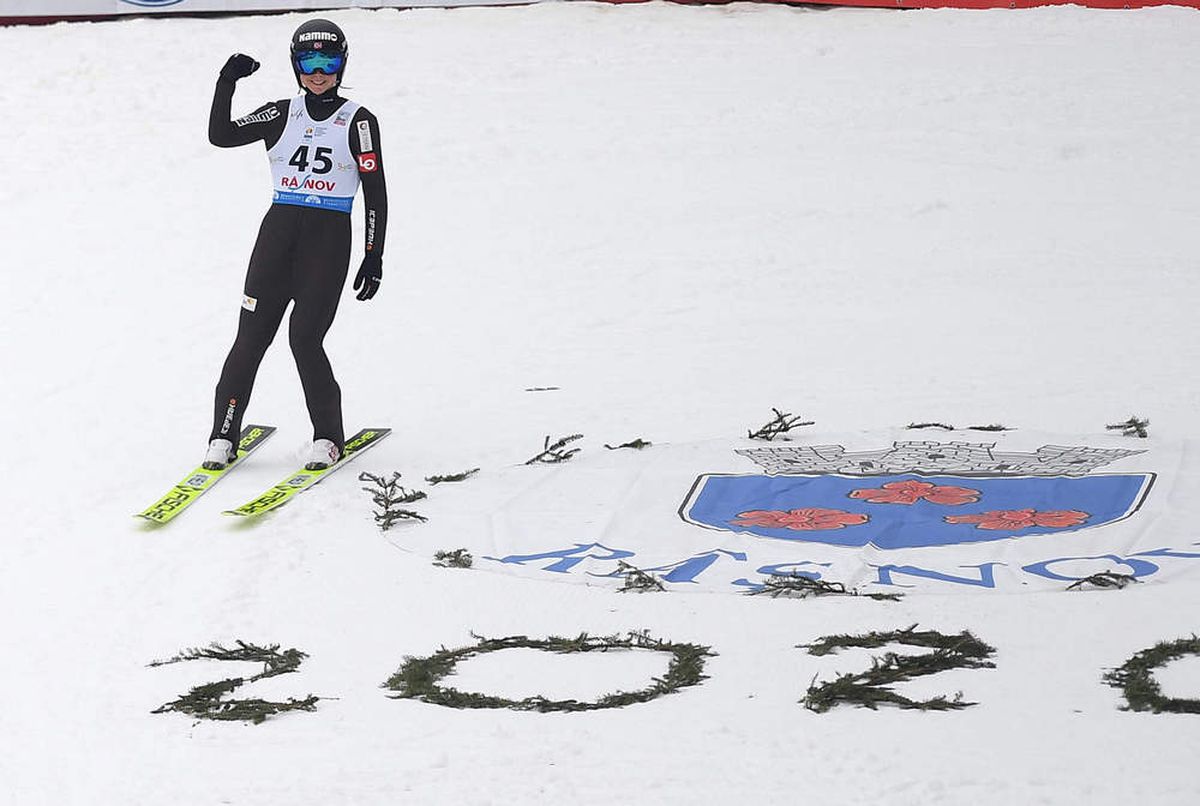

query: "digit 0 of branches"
left=149, top=641, right=318, bottom=724
left=384, top=631, right=714, bottom=712
left=525, top=434, right=583, bottom=465
left=799, top=625, right=996, bottom=713
left=1103, top=636, right=1200, bottom=714
left=748, top=408, right=813, bottom=441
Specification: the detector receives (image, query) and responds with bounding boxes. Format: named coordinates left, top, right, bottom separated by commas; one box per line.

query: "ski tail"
left=136, top=425, right=276, bottom=525
left=223, top=427, right=391, bottom=518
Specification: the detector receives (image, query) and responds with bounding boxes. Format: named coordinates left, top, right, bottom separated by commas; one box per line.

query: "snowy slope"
left=2, top=3, right=1200, bottom=804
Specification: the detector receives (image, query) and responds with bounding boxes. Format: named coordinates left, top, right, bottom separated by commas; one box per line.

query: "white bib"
left=267, top=97, right=361, bottom=214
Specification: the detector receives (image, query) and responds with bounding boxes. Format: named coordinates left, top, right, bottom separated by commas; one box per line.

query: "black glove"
left=354, top=253, right=382, bottom=301
left=219, top=53, right=260, bottom=83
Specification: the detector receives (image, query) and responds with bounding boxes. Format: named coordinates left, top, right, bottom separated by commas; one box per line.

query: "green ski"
left=137, top=425, right=277, bottom=525
left=223, top=427, right=391, bottom=518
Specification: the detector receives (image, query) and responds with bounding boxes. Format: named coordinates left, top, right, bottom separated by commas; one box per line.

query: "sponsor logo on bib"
left=280, top=177, right=339, bottom=191
left=357, top=120, right=373, bottom=152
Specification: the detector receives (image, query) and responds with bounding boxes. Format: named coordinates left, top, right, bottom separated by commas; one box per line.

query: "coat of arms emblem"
left=682, top=441, right=1152, bottom=549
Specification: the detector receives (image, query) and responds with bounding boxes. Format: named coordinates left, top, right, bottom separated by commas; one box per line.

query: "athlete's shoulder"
left=348, top=103, right=379, bottom=123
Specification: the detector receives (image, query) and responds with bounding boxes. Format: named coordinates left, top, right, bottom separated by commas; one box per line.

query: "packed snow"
left=2, top=3, right=1199, bottom=804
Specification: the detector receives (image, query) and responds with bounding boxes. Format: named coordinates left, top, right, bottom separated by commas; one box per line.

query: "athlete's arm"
left=207, top=54, right=287, bottom=149
left=349, top=107, right=388, bottom=301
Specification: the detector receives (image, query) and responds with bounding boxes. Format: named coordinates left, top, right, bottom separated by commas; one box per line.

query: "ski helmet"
left=290, top=19, right=348, bottom=88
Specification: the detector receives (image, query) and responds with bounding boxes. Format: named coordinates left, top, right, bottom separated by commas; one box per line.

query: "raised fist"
left=219, top=53, right=260, bottom=82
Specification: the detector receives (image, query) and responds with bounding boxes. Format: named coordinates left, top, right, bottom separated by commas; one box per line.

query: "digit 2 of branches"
left=799, top=625, right=996, bottom=713
left=149, top=641, right=318, bottom=724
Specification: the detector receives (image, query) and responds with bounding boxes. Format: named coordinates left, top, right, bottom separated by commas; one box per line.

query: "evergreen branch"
left=147, top=640, right=304, bottom=681
left=604, top=439, right=653, bottom=451
left=359, top=471, right=427, bottom=530
left=153, top=690, right=320, bottom=724
left=525, top=434, right=584, bottom=465
left=746, top=574, right=901, bottom=601
left=433, top=549, right=474, bottom=569
left=748, top=408, right=814, bottom=441
left=375, top=509, right=428, bottom=529
left=615, top=561, right=666, bottom=593
left=426, top=468, right=480, bottom=485
left=1106, top=416, right=1150, bottom=438
left=906, top=422, right=1013, bottom=432
left=1067, top=571, right=1141, bottom=591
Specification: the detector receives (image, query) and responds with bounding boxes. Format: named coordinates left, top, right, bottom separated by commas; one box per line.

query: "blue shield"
left=681, top=473, right=1153, bottom=549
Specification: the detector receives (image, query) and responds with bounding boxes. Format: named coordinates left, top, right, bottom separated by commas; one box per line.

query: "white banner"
left=391, top=430, right=1200, bottom=596
left=0, top=0, right=524, bottom=16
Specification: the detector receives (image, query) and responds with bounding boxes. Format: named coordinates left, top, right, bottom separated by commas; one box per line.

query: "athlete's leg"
left=288, top=210, right=352, bottom=449
left=209, top=207, right=297, bottom=443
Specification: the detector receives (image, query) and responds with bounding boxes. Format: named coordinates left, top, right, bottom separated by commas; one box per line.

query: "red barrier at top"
left=3, top=0, right=1199, bottom=23
left=599, top=0, right=1200, bottom=6
left=793, top=0, right=1200, bottom=8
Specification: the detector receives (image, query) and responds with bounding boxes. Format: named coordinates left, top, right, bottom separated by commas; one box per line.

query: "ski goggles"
left=294, top=50, right=345, bottom=75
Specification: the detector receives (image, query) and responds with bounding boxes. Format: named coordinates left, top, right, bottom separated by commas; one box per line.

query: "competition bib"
left=267, top=97, right=361, bottom=214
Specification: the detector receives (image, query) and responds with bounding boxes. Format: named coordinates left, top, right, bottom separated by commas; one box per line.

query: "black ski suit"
left=206, top=76, right=388, bottom=452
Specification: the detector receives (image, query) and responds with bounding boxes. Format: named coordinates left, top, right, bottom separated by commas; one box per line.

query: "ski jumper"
left=206, top=79, right=388, bottom=452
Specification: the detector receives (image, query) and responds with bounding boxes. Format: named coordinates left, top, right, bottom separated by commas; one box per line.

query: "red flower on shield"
left=732, top=508, right=868, bottom=531
left=944, top=509, right=1089, bottom=531
left=849, top=480, right=980, bottom=506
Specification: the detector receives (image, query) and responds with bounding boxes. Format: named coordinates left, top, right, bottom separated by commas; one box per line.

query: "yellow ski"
left=137, top=425, right=277, bottom=525
left=223, top=428, right=391, bottom=518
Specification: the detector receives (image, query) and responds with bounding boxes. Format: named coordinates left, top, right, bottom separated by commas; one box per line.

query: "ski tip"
left=342, top=427, right=392, bottom=453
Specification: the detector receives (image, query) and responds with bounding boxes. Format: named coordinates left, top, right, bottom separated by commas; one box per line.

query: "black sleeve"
left=349, top=107, right=389, bottom=259
left=208, top=78, right=287, bottom=149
